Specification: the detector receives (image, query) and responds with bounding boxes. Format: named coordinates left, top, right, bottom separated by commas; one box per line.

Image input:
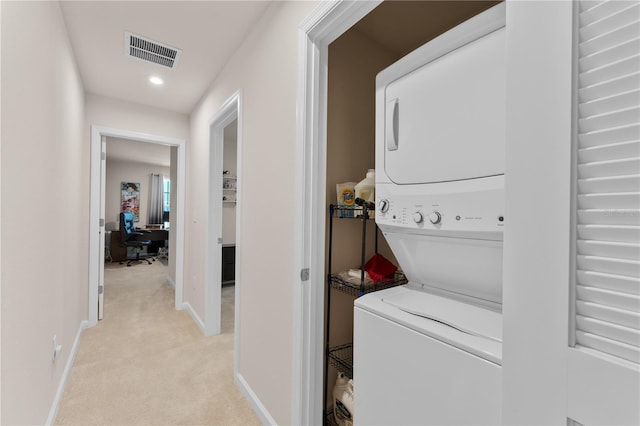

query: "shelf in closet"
left=222, top=171, right=236, bottom=203
left=324, top=201, right=408, bottom=425
left=328, top=342, right=353, bottom=378
left=328, top=270, right=407, bottom=297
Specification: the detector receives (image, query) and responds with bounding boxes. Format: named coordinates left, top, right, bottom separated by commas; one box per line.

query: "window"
left=163, top=176, right=170, bottom=212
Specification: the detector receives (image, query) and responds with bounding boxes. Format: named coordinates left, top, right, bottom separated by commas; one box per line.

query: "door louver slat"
left=579, top=90, right=640, bottom=118
left=579, top=107, right=640, bottom=133
left=578, top=208, right=640, bottom=225
left=580, top=3, right=640, bottom=41
left=577, top=240, right=640, bottom=260
left=577, top=285, right=640, bottom=312
left=575, top=331, right=640, bottom=363
left=578, top=174, right=640, bottom=193
left=577, top=192, right=640, bottom=209
left=580, top=0, right=637, bottom=25
left=577, top=255, right=640, bottom=276
left=576, top=300, right=640, bottom=330
left=579, top=38, right=640, bottom=73
left=579, top=56, right=640, bottom=87
left=577, top=156, right=640, bottom=177
left=577, top=270, right=640, bottom=295
left=580, top=21, right=640, bottom=56
left=578, top=140, right=639, bottom=162
left=579, top=122, right=639, bottom=147
left=577, top=225, right=640, bottom=243
left=579, top=73, right=640, bottom=103
left=577, top=315, right=640, bottom=346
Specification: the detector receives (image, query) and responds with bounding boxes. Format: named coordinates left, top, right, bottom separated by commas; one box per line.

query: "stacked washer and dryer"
left=354, top=3, right=507, bottom=425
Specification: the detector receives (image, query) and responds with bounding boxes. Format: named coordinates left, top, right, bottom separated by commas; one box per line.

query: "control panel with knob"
left=378, top=199, right=390, bottom=213
left=373, top=186, right=504, bottom=236
left=428, top=211, right=442, bottom=225
left=413, top=211, right=424, bottom=224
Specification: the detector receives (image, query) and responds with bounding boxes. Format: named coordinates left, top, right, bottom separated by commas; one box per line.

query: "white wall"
left=0, top=2, right=87, bottom=424
left=85, top=93, right=189, bottom=142
left=105, top=159, right=170, bottom=228
left=187, top=2, right=318, bottom=423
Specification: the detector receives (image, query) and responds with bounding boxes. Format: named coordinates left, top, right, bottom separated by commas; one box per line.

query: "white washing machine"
left=354, top=3, right=506, bottom=425
left=355, top=285, right=502, bottom=425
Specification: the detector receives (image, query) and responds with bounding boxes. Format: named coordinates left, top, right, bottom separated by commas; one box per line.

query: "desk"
left=110, top=229, right=169, bottom=262
left=144, top=229, right=169, bottom=256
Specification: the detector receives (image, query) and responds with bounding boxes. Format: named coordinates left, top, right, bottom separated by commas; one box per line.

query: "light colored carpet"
left=55, top=260, right=260, bottom=426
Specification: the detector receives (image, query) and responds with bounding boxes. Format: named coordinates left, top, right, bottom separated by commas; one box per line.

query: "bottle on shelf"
left=355, top=169, right=375, bottom=218
left=355, top=169, right=375, bottom=202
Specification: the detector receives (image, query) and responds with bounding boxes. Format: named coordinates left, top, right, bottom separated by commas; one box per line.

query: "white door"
left=98, top=136, right=107, bottom=320
left=568, top=1, right=640, bottom=423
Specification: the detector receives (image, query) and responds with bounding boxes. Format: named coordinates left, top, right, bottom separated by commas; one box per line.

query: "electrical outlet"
left=52, top=335, right=63, bottom=362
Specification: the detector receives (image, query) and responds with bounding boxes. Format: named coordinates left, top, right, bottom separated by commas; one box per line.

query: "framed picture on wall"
left=121, top=182, right=141, bottom=222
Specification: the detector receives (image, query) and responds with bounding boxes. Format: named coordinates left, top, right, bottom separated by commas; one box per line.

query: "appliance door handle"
left=386, top=98, right=399, bottom=151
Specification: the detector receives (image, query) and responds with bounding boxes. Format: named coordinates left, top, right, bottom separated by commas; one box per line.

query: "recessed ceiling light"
left=149, top=76, right=164, bottom=85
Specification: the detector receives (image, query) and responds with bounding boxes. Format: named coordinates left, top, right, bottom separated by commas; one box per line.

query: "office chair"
left=119, top=212, right=153, bottom=266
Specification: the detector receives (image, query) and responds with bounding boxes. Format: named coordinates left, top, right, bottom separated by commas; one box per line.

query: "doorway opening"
left=295, top=1, right=502, bottom=423
left=205, top=90, right=242, bottom=389
left=89, top=126, right=186, bottom=326
left=101, top=137, right=173, bottom=317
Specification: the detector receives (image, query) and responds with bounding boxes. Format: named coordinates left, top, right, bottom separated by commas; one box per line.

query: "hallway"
left=55, top=261, right=259, bottom=425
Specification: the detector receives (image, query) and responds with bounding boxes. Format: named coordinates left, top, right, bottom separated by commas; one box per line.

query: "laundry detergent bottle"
left=333, top=372, right=354, bottom=426
left=355, top=169, right=375, bottom=203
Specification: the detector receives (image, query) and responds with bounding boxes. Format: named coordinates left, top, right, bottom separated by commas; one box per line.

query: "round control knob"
left=428, top=211, right=442, bottom=224
left=378, top=199, right=390, bottom=213
left=413, top=211, right=424, bottom=224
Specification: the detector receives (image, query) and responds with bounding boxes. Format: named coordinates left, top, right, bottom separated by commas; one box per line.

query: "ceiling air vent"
left=125, top=32, right=182, bottom=69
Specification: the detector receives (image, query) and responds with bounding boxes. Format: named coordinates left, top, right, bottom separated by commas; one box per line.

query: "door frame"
left=88, top=125, right=186, bottom=326
left=293, top=1, right=381, bottom=424
left=205, top=90, right=242, bottom=360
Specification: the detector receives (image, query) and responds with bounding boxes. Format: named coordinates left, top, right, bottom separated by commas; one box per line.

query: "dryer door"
left=384, top=26, right=506, bottom=185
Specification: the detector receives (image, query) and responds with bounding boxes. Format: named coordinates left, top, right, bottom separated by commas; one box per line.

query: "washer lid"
left=382, top=287, right=502, bottom=343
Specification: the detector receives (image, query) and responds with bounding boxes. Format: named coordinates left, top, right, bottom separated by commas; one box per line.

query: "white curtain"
left=148, top=173, right=164, bottom=224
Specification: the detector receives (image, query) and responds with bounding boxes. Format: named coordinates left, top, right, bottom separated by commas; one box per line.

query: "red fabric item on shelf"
left=364, top=253, right=397, bottom=283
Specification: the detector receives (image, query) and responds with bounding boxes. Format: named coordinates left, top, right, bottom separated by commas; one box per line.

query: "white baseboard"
left=182, top=302, right=205, bottom=334
left=236, top=372, right=277, bottom=425
left=46, top=320, right=89, bottom=425
left=167, top=275, right=176, bottom=289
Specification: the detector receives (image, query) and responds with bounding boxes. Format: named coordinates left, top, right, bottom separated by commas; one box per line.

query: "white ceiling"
left=60, top=1, right=271, bottom=114
left=106, top=137, right=171, bottom=168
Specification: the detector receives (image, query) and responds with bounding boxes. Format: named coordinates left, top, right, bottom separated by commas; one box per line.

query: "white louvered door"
left=569, top=1, right=640, bottom=424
